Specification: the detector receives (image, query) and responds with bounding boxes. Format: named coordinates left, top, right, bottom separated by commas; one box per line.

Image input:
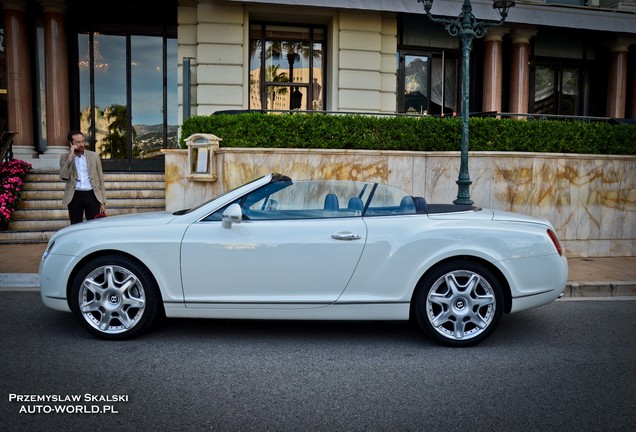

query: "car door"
left=180, top=218, right=366, bottom=306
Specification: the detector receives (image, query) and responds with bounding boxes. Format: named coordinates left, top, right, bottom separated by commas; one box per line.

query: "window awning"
left=226, top=0, right=636, bottom=35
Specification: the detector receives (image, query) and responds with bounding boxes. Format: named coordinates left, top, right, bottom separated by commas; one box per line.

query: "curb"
left=0, top=273, right=40, bottom=290
left=565, top=281, right=636, bottom=298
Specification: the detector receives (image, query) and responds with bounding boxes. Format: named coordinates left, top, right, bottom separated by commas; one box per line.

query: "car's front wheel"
left=414, top=260, right=503, bottom=347
left=70, top=255, right=161, bottom=340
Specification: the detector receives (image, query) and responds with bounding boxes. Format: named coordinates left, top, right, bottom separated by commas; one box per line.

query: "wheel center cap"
left=454, top=298, right=468, bottom=312
left=108, top=294, right=120, bottom=305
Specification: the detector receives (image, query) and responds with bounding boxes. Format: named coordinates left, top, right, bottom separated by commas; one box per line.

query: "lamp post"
left=417, top=0, right=515, bottom=205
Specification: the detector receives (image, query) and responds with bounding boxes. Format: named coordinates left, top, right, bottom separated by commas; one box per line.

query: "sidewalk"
left=0, top=243, right=635, bottom=296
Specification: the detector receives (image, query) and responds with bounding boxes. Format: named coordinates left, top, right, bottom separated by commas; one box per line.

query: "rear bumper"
left=510, top=286, right=565, bottom=313
left=505, top=254, right=568, bottom=313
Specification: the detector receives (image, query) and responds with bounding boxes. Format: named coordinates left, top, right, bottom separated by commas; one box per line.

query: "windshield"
left=172, top=174, right=271, bottom=215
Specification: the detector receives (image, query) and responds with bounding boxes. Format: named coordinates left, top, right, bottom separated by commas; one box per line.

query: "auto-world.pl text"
left=9, top=394, right=127, bottom=414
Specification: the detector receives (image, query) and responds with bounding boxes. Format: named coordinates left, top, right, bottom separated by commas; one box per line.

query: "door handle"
left=331, top=232, right=362, bottom=241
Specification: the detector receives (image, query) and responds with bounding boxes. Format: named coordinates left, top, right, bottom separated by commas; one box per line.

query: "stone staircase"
left=0, top=171, right=166, bottom=243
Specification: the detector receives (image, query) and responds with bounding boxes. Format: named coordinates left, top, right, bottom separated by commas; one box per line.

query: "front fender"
left=39, top=223, right=188, bottom=307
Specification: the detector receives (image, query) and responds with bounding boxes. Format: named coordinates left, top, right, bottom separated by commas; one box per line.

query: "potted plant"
left=0, top=159, right=32, bottom=230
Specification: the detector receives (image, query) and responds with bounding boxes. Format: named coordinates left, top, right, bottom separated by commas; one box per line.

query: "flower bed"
left=0, top=159, right=32, bottom=229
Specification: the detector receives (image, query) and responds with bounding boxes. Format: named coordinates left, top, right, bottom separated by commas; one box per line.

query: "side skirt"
left=164, top=302, right=410, bottom=321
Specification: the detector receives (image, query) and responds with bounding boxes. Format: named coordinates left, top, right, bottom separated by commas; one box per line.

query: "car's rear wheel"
left=414, top=260, right=503, bottom=347
left=69, top=255, right=161, bottom=340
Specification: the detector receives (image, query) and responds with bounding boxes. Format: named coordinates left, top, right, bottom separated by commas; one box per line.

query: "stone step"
left=28, top=171, right=165, bottom=181
left=11, top=206, right=166, bottom=221
left=0, top=230, right=53, bottom=244
left=23, top=180, right=166, bottom=191
left=17, top=199, right=63, bottom=209
left=11, top=211, right=69, bottom=222
left=21, top=190, right=64, bottom=199
left=7, top=220, right=69, bottom=231
left=21, top=189, right=166, bottom=200
left=9, top=207, right=167, bottom=229
left=4, top=171, right=167, bottom=244
left=17, top=197, right=166, bottom=210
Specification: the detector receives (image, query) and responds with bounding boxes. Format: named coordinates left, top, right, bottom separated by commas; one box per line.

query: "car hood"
left=51, top=211, right=179, bottom=238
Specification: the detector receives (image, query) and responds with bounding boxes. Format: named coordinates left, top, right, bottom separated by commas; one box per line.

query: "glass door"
left=78, top=33, right=177, bottom=171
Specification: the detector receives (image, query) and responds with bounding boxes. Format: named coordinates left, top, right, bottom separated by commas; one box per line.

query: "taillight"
left=547, top=229, right=562, bottom=256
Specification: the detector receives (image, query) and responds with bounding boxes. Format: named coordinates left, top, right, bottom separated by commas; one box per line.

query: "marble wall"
left=163, top=148, right=635, bottom=258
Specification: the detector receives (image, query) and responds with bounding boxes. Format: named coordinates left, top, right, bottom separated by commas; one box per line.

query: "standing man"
left=59, top=130, right=106, bottom=224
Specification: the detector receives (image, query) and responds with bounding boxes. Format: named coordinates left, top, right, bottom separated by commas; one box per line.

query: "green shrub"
left=180, top=113, right=636, bottom=155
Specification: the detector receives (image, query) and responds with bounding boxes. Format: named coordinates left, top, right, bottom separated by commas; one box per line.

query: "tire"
left=414, top=259, right=503, bottom=347
left=69, top=255, right=162, bottom=340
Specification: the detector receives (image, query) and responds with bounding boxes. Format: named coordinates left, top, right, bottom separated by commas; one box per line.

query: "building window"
left=531, top=64, right=581, bottom=115
left=398, top=51, right=458, bottom=116
left=249, top=23, right=325, bottom=111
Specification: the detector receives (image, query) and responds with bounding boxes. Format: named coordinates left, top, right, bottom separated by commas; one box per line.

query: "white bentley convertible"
left=40, top=173, right=567, bottom=346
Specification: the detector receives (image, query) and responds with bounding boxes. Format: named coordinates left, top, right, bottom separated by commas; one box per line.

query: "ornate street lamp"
left=417, top=0, right=515, bottom=205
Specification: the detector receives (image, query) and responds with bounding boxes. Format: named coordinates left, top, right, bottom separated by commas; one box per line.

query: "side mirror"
left=222, top=203, right=242, bottom=229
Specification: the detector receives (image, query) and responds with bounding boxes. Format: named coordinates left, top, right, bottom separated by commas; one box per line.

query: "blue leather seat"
left=413, top=196, right=428, bottom=213
left=347, top=197, right=364, bottom=214
left=399, top=196, right=416, bottom=213
left=324, top=193, right=340, bottom=212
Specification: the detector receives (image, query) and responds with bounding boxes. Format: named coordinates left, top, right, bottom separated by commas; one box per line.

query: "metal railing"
left=211, top=108, right=634, bottom=124
left=1, top=131, right=17, bottom=164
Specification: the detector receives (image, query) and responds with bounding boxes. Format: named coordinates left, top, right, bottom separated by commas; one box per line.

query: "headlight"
left=42, top=240, right=56, bottom=261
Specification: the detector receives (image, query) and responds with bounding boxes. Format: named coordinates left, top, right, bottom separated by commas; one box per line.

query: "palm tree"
left=265, top=65, right=289, bottom=109
left=101, top=104, right=137, bottom=159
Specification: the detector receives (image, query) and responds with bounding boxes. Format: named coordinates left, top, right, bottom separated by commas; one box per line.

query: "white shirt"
left=74, top=154, right=93, bottom=191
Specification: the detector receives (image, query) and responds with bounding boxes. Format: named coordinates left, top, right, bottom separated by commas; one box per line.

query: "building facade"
left=1, top=0, right=635, bottom=171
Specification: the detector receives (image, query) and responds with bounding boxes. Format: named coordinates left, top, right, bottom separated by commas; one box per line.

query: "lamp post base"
left=453, top=178, right=474, bottom=206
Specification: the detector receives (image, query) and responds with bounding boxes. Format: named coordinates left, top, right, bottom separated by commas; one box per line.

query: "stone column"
left=509, top=28, right=536, bottom=118
left=630, top=49, right=636, bottom=120
left=482, top=28, right=507, bottom=114
left=178, top=0, right=198, bottom=122
left=606, top=41, right=630, bottom=119
left=2, top=0, right=35, bottom=158
left=39, top=0, right=71, bottom=158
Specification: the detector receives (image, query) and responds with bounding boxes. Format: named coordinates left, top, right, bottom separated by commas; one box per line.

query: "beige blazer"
left=59, top=150, right=107, bottom=206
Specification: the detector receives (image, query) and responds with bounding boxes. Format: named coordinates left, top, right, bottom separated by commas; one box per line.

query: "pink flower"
left=0, top=159, right=31, bottom=223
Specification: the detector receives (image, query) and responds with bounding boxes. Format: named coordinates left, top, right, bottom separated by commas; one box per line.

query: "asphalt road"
left=1, top=292, right=635, bottom=432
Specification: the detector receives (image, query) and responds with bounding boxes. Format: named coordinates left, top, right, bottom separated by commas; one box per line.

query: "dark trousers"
left=68, top=190, right=100, bottom=224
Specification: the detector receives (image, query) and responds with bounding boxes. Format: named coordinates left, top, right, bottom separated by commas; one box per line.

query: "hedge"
left=180, top=113, right=636, bottom=155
